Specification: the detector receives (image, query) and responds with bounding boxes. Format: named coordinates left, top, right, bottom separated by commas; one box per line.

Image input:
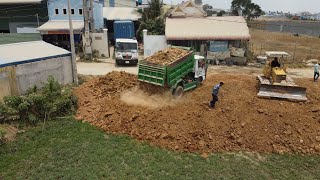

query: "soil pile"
left=145, top=47, right=190, bottom=65
left=74, top=71, right=320, bottom=154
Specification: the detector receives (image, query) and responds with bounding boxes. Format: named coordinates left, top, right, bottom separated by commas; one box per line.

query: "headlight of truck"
left=132, top=53, right=138, bottom=59
left=116, top=52, right=122, bottom=59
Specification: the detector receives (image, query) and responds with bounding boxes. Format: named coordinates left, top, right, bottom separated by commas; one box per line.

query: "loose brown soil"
left=145, top=47, right=189, bottom=65
left=74, top=71, right=320, bottom=154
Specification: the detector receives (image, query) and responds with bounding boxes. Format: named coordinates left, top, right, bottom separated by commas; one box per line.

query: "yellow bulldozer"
left=257, top=51, right=307, bottom=101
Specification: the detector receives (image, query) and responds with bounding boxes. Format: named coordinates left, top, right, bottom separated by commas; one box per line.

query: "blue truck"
left=113, top=21, right=138, bottom=65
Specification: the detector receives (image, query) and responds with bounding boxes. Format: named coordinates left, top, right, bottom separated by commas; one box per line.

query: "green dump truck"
left=138, top=46, right=207, bottom=97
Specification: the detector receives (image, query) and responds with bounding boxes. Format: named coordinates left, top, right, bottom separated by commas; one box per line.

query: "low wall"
left=0, top=56, right=73, bottom=100
left=143, top=29, right=168, bottom=58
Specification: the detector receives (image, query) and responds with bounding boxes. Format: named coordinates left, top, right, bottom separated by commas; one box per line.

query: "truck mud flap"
left=257, top=84, right=307, bottom=101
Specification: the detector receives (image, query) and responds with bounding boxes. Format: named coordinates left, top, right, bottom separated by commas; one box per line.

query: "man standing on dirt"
left=314, top=63, right=319, bottom=82
left=209, top=82, right=224, bottom=108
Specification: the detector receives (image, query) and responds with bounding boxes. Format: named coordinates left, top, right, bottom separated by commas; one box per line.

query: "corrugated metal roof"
left=0, top=41, right=70, bottom=68
left=0, top=0, right=42, bottom=4
left=37, top=20, right=84, bottom=31
left=103, top=7, right=141, bottom=21
left=165, top=16, right=251, bottom=40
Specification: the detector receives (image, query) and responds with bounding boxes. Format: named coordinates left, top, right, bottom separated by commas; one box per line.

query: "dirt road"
left=77, top=62, right=314, bottom=79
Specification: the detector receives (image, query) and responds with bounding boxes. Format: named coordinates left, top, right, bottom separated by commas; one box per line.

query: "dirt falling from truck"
left=120, top=87, right=183, bottom=109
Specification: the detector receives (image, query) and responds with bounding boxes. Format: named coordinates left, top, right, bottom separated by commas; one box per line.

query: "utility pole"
left=90, top=0, right=95, bottom=33
left=68, top=0, right=79, bottom=85
left=35, top=13, right=39, bottom=27
left=83, top=0, right=92, bottom=57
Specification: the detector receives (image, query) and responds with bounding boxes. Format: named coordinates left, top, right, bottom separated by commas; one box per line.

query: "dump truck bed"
left=138, top=49, right=195, bottom=87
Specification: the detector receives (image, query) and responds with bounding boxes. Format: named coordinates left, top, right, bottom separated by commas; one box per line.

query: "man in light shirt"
left=314, top=63, right=319, bottom=82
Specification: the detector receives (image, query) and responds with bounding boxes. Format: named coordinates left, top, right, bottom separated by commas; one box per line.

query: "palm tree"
left=136, top=0, right=165, bottom=40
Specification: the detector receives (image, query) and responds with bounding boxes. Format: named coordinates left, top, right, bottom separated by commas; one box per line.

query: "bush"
left=0, top=76, right=77, bottom=124
left=0, top=127, right=5, bottom=145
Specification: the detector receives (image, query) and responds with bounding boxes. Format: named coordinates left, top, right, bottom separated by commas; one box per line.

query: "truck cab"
left=115, top=39, right=139, bottom=65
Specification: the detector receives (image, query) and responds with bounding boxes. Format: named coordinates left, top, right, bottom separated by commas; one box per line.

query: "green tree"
left=136, top=0, right=165, bottom=39
left=194, top=0, right=202, bottom=5
left=217, top=10, right=226, bottom=16
left=203, top=4, right=214, bottom=16
left=231, top=0, right=263, bottom=20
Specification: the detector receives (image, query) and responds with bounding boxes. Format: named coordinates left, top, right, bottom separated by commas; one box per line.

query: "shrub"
left=0, top=127, right=5, bottom=145
left=0, top=76, right=77, bottom=124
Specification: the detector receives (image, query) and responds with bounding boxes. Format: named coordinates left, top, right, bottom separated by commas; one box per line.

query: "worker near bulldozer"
left=209, top=82, right=224, bottom=108
left=271, top=57, right=281, bottom=68
left=314, top=63, right=319, bottom=82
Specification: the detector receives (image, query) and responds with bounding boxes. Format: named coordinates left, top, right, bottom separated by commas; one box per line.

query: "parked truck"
left=113, top=20, right=138, bottom=65
left=138, top=46, right=207, bottom=97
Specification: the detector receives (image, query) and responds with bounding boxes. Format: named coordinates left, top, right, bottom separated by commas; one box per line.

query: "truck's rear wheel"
left=173, top=86, right=184, bottom=98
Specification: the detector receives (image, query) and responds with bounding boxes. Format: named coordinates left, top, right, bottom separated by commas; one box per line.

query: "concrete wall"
left=105, top=0, right=136, bottom=7
left=0, top=3, right=48, bottom=33
left=143, top=29, right=168, bottom=58
left=9, top=22, right=42, bottom=33
left=0, top=56, right=73, bottom=100
left=47, top=0, right=103, bottom=30
left=0, top=67, right=18, bottom=101
left=90, top=29, right=110, bottom=57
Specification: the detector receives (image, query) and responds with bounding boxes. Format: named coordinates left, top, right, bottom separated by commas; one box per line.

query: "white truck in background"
left=115, top=38, right=139, bottom=65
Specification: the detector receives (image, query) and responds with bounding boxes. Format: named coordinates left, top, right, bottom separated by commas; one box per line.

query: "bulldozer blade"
left=258, top=84, right=307, bottom=101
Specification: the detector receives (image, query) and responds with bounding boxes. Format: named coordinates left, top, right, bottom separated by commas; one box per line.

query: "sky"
left=163, top=0, right=319, bottom=13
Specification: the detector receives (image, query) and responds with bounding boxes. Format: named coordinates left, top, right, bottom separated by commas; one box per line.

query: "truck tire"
left=173, top=86, right=184, bottom=98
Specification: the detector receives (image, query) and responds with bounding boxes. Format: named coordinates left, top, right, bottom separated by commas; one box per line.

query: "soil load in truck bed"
left=144, top=47, right=190, bottom=65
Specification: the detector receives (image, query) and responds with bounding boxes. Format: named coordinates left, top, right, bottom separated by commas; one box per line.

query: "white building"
left=0, top=41, right=74, bottom=100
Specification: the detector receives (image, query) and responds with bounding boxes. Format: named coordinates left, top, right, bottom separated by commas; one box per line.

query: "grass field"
left=250, top=29, right=320, bottom=62
left=1, top=118, right=320, bottom=179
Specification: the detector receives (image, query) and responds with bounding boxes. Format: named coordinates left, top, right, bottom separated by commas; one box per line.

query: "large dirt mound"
left=74, top=71, right=320, bottom=154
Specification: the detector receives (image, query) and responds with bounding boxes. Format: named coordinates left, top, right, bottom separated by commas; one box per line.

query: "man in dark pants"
left=314, top=63, right=319, bottom=82
left=209, top=82, right=224, bottom=108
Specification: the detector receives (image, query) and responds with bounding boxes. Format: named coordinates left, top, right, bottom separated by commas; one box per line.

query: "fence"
left=248, top=42, right=320, bottom=62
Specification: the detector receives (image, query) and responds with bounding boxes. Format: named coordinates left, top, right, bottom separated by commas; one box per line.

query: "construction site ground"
left=75, top=68, right=320, bottom=155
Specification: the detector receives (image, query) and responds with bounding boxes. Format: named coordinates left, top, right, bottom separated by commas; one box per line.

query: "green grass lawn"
left=1, top=118, right=320, bottom=179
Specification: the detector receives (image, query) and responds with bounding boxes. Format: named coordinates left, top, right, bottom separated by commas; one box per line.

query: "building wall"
left=143, top=30, right=167, bottom=58
left=0, top=3, right=48, bottom=33
left=0, top=56, right=73, bottom=100
left=47, top=0, right=103, bottom=29
left=90, top=29, right=110, bottom=57
left=105, top=0, right=136, bottom=7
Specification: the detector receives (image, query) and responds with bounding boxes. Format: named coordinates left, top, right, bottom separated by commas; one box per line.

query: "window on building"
left=79, top=9, right=83, bottom=15
left=55, top=9, right=59, bottom=15
left=63, top=9, right=67, bottom=15
left=71, top=9, right=75, bottom=15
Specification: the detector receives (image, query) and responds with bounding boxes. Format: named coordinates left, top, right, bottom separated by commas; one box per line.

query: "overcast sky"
left=163, top=0, right=319, bottom=13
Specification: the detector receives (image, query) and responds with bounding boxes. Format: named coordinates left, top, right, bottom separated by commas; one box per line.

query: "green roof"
left=0, top=33, right=41, bottom=45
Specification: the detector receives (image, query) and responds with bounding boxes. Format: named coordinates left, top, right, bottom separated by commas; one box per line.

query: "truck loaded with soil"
left=138, top=46, right=207, bottom=97
left=74, top=47, right=320, bottom=155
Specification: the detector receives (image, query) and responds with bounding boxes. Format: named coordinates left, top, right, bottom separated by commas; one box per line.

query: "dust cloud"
left=120, top=87, right=181, bottom=109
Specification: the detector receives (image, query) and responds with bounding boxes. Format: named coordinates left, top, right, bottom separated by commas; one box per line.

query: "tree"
left=231, top=0, right=263, bottom=20
left=194, top=0, right=202, bottom=5
left=136, top=0, right=165, bottom=39
left=243, top=3, right=262, bottom=20
left=217, top=10, right=226, bottom=16
left=202, top=4, right=214, bottom=16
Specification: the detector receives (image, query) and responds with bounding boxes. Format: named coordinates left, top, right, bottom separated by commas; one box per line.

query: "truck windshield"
left=117, top=42, right=137, bottom=52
